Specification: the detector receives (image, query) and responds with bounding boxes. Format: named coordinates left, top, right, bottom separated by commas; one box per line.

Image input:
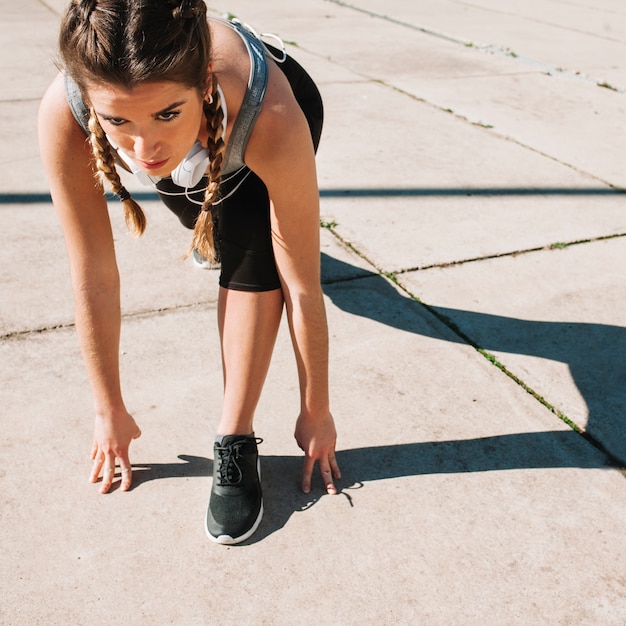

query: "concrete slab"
left=401, top=235, right=626, bottom=465
left=396, top=70, right=626, bottom=190
left=332, top=0, right=626, bottom=87
left=3, top=0, right=58, bottom=100
left=0, top=199, right=220, bottom=336
left=3, top=0, right=626, bottom=623
left=0, top=101, right=51, bottom=193
left=316, top=80, right=626, bottom=271
left=288, top=2, right=626, bottom=189
left=2, top=271, right=626, bottom=624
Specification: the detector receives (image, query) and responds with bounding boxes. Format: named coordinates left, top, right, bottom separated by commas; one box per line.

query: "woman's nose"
left=132, top=134, right=161, bottom=161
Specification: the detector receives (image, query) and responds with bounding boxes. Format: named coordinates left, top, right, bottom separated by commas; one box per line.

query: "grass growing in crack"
left=389, top=278, right=588, bottom=438
left=320, top=219, right=337, bottom=229
left=477, top=349, right=582, bottom=432
left=550, top=242, right=569, bottom=249
left=598, top=81, right=618, bottom=92
left=380, top=270, right=397, bottom=282
left=396, top=281, right=625, bottom=465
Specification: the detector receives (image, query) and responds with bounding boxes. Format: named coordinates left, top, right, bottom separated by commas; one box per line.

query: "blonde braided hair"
left=187, top=86, right=226, bottom=263
left=87, top=107, right=146, bottom=235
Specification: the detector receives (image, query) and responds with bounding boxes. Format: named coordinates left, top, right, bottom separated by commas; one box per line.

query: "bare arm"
left=246, top=62, right=340, bottom=494
left=38, top=74, right=140, bottom=493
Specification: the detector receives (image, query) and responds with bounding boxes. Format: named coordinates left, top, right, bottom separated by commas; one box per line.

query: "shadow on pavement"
left=1, top=186, right=622, bottom=205
left=123, top=426, right=614, bottom=543
left=321, top=253, right=626, bottom=466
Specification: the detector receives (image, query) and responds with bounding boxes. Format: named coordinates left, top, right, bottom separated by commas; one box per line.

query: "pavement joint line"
left=321, top=187, right=624, bottom=197
left=0, top=301, right=216, bottom=342
left=2, top=185, right=624, bottom=205
left=0, top=321, right=76, bottom=341
left=323, top=218, right=626, bottom=277
left=324, top=0, right=488, bottom=47
left=5, top=223, right=623, bottom=342
left=379, top=80, right=626, bottom=191
left=322, top=220, right=626, bottom=470
left=407, top=290, right=626, bottom=471
left=0, top=98, right=44, bottom=104
left=488, top=134, right=626, bottom=192
left=324, top=0, right=626, bottom=93
left=395, top=231, right=626, bottom=274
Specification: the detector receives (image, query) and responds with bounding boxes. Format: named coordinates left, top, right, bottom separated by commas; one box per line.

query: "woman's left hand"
left=295, top=410, right=341, bottom=494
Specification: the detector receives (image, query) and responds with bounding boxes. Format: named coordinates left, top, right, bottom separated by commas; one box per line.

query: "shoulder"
left=39, top=73, right=71, bottom=125
left=207, top=19, right=249, bottom=115
left=38, top=72, right=103, bottom=208
left=245, top=59, right=313, bottom=175
left=208, top=19, right=247, bottom=71
left=39, top=72, right=90, bottom=161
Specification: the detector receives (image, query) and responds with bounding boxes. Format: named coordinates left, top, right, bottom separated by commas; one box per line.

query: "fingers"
left=301, top=453, right=342, bottom=495
left=320, top=459, right=338, bottom=495
left=89, top=417, right=140, bottom=493
left=99, top=453, right=117, bottom=494
left=90, top=454, right=103, bottom=484
left=118, top=452, right=133, bottom=492
left=89, top=451, right=134, bottom=493
left=330, top=454, right=341, bottom=480
left=301, top=455, right=315, bottom=494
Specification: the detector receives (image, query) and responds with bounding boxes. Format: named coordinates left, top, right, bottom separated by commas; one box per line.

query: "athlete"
left=38, top=0, right=341, bottom=544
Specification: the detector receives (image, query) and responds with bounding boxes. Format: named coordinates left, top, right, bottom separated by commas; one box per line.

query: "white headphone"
left=106, top=136, right=210, bottom=188
left=171, top=141, right=211, bottom=188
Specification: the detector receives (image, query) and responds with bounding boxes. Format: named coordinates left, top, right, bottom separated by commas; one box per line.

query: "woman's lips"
left=138, top=158, right=169, bottom=171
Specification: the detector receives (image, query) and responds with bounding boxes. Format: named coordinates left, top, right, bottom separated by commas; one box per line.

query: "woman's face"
left=87, top=80, right=205, bottom=178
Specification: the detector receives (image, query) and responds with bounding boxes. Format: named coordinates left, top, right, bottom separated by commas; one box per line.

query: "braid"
left=87, top=107, right=146, bottom=236
left=188, top=87, right=226, bottom=262
left=77, top=0, right=98, bottom=22
left=171, top=0, right=203, bottom=21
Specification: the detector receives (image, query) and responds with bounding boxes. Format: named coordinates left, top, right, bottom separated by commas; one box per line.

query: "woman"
left=38, top=0, right=340, bottom=545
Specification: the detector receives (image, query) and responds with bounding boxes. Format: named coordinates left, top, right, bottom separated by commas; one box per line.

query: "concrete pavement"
left=2, top=0, right=626, bottom=623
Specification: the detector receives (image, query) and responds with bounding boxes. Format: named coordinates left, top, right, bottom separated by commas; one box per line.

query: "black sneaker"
left=206, top=435, right=263, bottom=544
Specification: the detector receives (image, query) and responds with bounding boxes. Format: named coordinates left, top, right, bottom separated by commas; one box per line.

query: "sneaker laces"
left=215, top=438, right=262, bottom=486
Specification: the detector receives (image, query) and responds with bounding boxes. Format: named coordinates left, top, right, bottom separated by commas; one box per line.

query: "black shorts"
left=156, top=51, right=323, bottom=292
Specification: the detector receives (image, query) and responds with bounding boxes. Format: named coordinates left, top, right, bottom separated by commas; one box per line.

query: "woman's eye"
left=158, top=111, right=181, bottom=121
left=104, top=117, right=127, bottom=126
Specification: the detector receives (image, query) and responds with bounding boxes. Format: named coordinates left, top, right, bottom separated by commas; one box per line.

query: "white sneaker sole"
left=205, top=502, right=264, bottom=545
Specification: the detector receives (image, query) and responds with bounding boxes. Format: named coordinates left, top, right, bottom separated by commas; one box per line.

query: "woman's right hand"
left=38, top=75, right=142, bottom=495
left=90, top=411, right=142, bottom=493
